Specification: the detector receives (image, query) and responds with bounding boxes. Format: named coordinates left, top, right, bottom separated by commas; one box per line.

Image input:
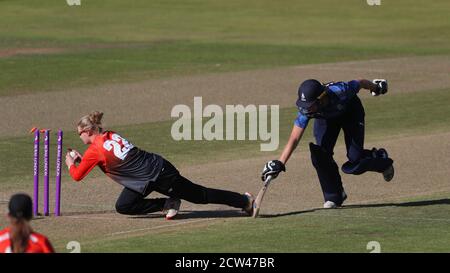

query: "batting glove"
left=371, top=79, right=388, bottom=96
left=261, top=160, right=286, bottom=181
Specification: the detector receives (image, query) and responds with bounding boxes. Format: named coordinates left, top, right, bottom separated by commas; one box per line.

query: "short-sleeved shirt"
left=69, top=131, right=164, bottom=194
left=0, top=227, right=54, bottom=253
left=294, top=80, right=361, bottom=128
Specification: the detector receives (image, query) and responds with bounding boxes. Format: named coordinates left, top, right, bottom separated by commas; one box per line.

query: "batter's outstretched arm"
left=279, top=125, right=305, bottom=165
left=358, top=78, right=388, bottom=96
left=358, top=79, right=378, bottom=93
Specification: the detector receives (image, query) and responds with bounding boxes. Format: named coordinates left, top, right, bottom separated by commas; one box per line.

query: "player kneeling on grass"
left=65, top=111, right=254, bottom=219
left=0, top=193, right=55, bottom=253
left=261, top=79, right=395, bottom=209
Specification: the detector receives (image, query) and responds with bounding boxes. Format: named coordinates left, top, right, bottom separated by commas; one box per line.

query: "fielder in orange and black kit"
left=66, top=112, right=254, bottom=219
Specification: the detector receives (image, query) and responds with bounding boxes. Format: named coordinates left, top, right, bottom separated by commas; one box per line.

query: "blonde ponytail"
left=78, top=111, right=104, bottom=133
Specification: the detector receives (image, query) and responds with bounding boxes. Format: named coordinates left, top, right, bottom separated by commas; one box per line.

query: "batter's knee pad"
left=342, top=149, right=393, bottom=175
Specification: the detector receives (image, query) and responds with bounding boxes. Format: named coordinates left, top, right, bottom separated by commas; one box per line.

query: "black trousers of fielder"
left=311, top=96, right=393, bottom=205
left=115, top=160, right=248, bottom=215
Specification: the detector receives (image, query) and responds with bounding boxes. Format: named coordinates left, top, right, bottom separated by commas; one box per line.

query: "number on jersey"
left=103, top=134, right=134, bottom=160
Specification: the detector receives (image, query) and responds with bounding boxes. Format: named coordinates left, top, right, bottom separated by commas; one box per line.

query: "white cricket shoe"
left=323, top=201, right=338, bottom=209
left=163, top=198, right=181, bottom=220
left=243, top=192, right=254, bottom=216
left=323, top=191, right=347, bottom=209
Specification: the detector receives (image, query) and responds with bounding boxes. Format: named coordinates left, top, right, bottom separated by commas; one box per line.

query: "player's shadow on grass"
left=59, top=210, right=116, bottom=216
left=261, top=198, right=450, bottom=218
left=30, top=210, right=244, bottom=219
left=343, top=198, right=450, bottom=209
left=36, top=209, right=246, bottom=219
left=130, top=210, right=247, bottom=219
left=29, top=209, right=117, bottom=220
left=258, top=208, right=317, bottom=218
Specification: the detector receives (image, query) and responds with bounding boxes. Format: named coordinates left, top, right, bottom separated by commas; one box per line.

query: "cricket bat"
left=252, top=175, right=273, bottom=218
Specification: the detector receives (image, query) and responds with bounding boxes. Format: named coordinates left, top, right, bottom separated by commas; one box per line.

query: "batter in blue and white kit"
left=261, top=79, right=394, bottom=208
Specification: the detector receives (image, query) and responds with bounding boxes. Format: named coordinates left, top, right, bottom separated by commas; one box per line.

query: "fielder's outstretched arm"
left=279, top=125, right=305, bottom=165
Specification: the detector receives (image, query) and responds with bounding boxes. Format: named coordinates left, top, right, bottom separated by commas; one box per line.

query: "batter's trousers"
left=312, top=96, right=392, bottom=204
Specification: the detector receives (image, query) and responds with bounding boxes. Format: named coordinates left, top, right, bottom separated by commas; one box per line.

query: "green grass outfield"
left=1, top=0, right=450, bottom=253
left=77, top=192, right=450, bottom=253
left=1, top=87, right=450, bottom=189
left=1, top=0, right=449, bottom=95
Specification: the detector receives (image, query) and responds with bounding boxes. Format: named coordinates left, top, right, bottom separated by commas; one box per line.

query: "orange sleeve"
left=41, top=237, right=55, bottom=253
left=69, top=145, right=102, bottom=181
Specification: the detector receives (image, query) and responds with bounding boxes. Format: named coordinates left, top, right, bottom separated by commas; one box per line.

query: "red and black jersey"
left=69, top=131, right=164, bottom=194
left=0, top=227, right=54, bottom=253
